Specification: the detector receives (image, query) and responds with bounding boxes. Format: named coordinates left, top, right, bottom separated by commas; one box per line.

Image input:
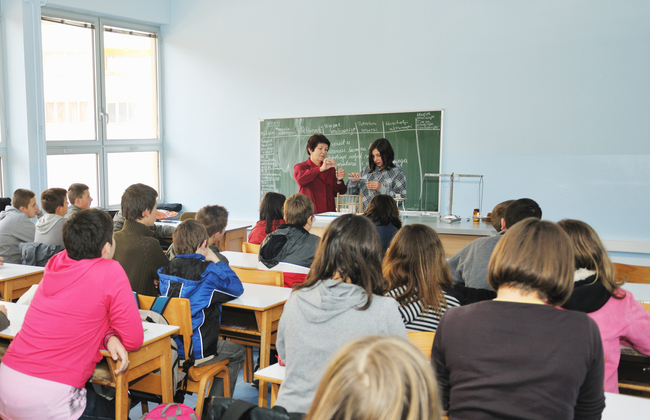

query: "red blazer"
left=293, top=158, right=346, bottom=214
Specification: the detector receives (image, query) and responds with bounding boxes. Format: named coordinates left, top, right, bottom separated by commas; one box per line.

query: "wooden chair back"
left=242, top=242, right=261, bottom=254
left=407, top=331, right=435, bottom=360
left=336, top=193, right=362, bottom=214
left=614, top=263, right=650, bottom=284
left=137, top=295, right=193, bottom=359
left=232, top=267, right=283, bottom=287
left=179, top=212, right=196, bottom=221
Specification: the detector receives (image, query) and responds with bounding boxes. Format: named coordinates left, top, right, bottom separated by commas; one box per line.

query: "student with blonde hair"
left=274, top=214, right=407, bottom=414
left=306, top=335, right=442, bottom=420
left=433, top=218, right=605, bottom=419
left=384, top=224, right=463, bottom=332
left=559, top=219, right=650, bottom=393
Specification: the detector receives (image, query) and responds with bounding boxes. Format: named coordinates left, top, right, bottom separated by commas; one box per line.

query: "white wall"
left=162, top=0, right=650, bottom=254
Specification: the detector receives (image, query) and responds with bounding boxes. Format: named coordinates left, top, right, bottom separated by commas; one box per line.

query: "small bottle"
left=473, top=208, right=480, bottom=223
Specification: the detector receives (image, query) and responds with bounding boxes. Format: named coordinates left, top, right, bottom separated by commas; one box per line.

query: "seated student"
left=0, top=305, right=7, bottom=331
left=306, top=336, right=442, bottom=420
left=433, top=218, right=605, bottom=419
left=490, top=199, right=514, bottom=233
left=275, top=214, right=407, bottom=414
left=259, top=193, right=320, bottom=269
left=559, top=219, right=650, bottom=394
left=448, top=198, right=541, bottom=298
left=158, top=219, right=245, bottom=398
left=248, top=192, right=286, bottom=245
left=0, top=189, right=42, bottom=264
left=35, top=188, right=68, bottom=248
left=167, top=205, right=229, bottom=264
left=113, top=183, right=169, bottom=296
left=364, top=194, right=401, bottom=254
left=0, top=209, right=143, bottom=419
left=65, top=183, right=93, bottom=218
left=384, top=224, right=463, bottom=332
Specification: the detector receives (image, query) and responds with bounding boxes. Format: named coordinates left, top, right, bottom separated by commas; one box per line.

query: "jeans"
left=201, top=339, right=245, bottom=398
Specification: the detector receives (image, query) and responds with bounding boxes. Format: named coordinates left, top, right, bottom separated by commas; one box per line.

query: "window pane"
left=106, top=151, right=159, bottom=206
left=104, top=28, right=158, bottom=140
left=46, top=154, right=99, bottom=206
left=41, top=20, right=96, bottom=141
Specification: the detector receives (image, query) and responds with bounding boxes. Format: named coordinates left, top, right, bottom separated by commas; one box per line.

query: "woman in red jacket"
left=293, top=134, right=346, bottom=214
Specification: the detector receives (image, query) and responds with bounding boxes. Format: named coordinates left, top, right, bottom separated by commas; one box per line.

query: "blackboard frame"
left=259, top=110, right=444, bottom=212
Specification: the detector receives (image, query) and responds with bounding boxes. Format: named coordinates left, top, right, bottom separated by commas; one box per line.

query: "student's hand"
left=0, top=305, right=6, bottom=316
left=107, top=335, right=130, bottom=375
left=349, top=172, right=361, bottom=182
left=204, top=247, right=220, bottom=264
left=336, top=168, right=346, bottom=180
left=367, top=181, right=381, bottom=191
left=320, top=158, right=337, bottom=172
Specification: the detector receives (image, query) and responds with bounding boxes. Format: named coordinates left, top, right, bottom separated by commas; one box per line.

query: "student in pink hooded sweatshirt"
left=560, top=219, right=650, bottom=393
left=0, top=209, right=143, bottom=420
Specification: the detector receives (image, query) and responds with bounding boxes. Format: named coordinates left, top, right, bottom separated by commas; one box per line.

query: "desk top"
left=155, top=220, right=252, bottom=232
left=254, top=363, right=285, bottom=383
left=224, top=283, right=291, bottom=311
left=603, top=392, right=650, bottom=419
left=313, top=213, right=495, bottom=237
left=222, top=251, right=310, bottom=274
left=0, top=263, right=44, bottom=281
left=621, top=283, right=650, bottom=302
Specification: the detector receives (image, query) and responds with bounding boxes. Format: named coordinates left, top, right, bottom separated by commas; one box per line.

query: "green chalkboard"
left=260, top=110, right=443, bottom=212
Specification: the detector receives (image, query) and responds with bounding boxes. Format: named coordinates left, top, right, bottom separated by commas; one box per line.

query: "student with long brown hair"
left=384, top=224, right=463, bottom=332
left=433, top=218, right=605, bottom=419
left=274, top=214, right=407, bottom=414
left=248, top=192, right=286, bottom=245
left=559, top=219, right=650, bottom=393
left=365, top=194, right=401, bottom=254
left=306, top=336, right=442, bottom=420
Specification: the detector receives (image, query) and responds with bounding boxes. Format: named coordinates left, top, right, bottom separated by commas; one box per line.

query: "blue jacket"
left=158, top=254, right=244, bottom=359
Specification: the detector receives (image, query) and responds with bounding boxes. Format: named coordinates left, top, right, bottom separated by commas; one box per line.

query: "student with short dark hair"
left=113, top=183, right=168, bottom=296
left=0, top=209, right=143, bottom=419
left=158, top=219, right=245, bottom=398
left=275, top=214, right=407, bottom=413
left=65, top=183, right=93, bottom=218
left=248, top=192, right=286, bottom=245
left=364, top=194, right=401, bottom=254
left=433, top=218, right=606, bottom=419
left=259, top=193, right=320, bottom=270
left=0, top=189, right=42, bottom=263
left=35, top=188, right=68, bottom=247
left=166, top=205, right=230, bottom=264
left=490, top=199, right=514, bottom=232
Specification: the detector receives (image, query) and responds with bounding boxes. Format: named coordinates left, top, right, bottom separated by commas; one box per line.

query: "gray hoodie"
left=35, top=213, right=66, bottom=248
left=0, top=206, right=37, bottom=264
left=275, top=279, right=408, bottom=413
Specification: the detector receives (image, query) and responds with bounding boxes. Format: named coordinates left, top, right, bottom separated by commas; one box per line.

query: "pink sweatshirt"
left=2, top=251, right=143, bottom=388
left=588, top=290, right=650, bottom=393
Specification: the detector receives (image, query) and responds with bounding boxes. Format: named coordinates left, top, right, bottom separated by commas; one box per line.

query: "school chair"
left=180, top=212, right=196, bottom=221
left=407, top=331, right=436, bottom=360
left=614, top=263, right=650, bottom=284
left=242, top=242, right=261, bottom=254
left=231, top=267, right=283, bottom=287
left=336, top=193, right=362, bottom=214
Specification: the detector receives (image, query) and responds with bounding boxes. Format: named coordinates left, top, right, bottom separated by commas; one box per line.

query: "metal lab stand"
left=422, top=173, right=484, bottom=223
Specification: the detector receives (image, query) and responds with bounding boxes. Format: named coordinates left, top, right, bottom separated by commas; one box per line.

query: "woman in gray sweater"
left=275, top=214, right=408, bottom=414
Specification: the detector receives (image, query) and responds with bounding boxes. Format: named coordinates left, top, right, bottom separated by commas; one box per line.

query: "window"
left=42, top=12, right=162, bottom=207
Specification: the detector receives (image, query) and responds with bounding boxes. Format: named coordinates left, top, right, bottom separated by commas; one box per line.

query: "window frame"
left=41, top=8, right=164, bottom=208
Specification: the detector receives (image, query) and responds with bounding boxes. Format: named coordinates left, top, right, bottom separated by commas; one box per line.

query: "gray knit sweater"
left=0, top=206, right=37, bottom=264
left=447, top=232, right=504, bottom=290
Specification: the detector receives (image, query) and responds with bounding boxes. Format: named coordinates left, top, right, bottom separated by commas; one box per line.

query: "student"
left=0, top=189, right=42, bottom=264
left=158, top=219, right=245, bottom=398
left=559, top=219, right=650, bottom=394
left=448, top=198, right=542, bottom=294
left=384, top=224, right=463, bottom=332
left=306, top=335, right=442, bottom=420
left=259, top=193, right=320, bottom=269
left=364, top=194, right=401, bottom=254
left=35, top=188, right=68, bottom=248
left=0, top=305, right=7, bottom=331
left=433, top=218, right=605, bottom=419
left=248, top=192, right=286, bottom=245
left=113, top=183, right=169, bottom=296
left=0, top=209, right=143, bottom=419
left=490, top=199, right=514, bottom=233
left=274, top=214, right=407, bottom=414
left=65, top=183, right=93, bottom=218
left=167, top=205, right=230, bottom=264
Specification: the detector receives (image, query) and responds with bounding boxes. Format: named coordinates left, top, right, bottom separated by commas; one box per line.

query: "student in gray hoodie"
left=0, top=189, right=42, bottom=264
left=35, top=188, right=68, bottom=248
left=274, top=214, right=408, bottom=414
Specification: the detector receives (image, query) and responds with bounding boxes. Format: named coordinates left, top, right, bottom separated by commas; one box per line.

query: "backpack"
left=139, top=402, right=199, bottom=420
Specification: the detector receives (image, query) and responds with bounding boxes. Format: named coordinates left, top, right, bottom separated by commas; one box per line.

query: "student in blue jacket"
left=158, top=219, right=245, bottom=399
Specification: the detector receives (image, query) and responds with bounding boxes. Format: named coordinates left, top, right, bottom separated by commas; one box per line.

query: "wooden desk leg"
left=159, top=337, right=174, bottom=403
left=257, top=309, right=273, bottom=407
left=0, top=282, right=10, bottom=302
left=114, top=367, right=130, bottom=420
left=271, top=384, right=279, bottom=407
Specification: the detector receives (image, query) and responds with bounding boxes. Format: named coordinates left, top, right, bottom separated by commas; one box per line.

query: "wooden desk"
left=219, top=283, right=291, bottom=407
left=218, top=220, right=252, bottom=252
left=0, top=264, right=44, bottom=301
left=254, top=363, right=285, bottom=407
left=311, top=213, right=495, bottom=258
left=221, top=251, right=310, bottom=275
left=603, top=391, right=650, bottom=419
left=0, top=302, right=179, bottom=420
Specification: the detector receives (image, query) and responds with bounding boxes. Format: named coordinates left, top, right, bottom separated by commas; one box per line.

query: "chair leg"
left=141, top=401, right=149, bottom=415
left=244, top=346, right=254, bottom=382
left=196, top=370, right=230, bottom=417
